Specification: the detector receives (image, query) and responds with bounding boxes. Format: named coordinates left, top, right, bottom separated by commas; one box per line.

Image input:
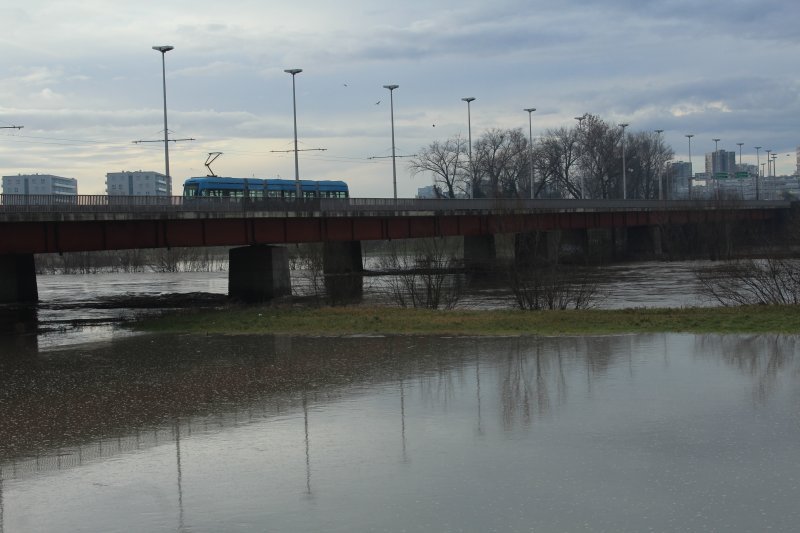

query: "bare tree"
left=695, top=258, right=800, bottom=306
left=536, top=126, right=580, bottom=198
left=578, top=115, right=622, bottom=199
left=624, top=131, right=674, bottom=199
left=507, top=264, right=602, bottom=310
left=473, top=128, right=529, bottom=198
left=378, top=238, right=463, bottom=309
left=408, top=136, right=469, bottom=198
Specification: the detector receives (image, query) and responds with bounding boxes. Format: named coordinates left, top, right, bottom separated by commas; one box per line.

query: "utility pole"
left=655, top=129, right=664, bottom=200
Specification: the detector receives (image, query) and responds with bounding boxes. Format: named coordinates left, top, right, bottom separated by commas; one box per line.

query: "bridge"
left=0, top=194, right=792, bottom=303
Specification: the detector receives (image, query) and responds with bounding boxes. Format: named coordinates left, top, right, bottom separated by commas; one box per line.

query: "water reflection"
left=1, top=333, right=799, bottom=532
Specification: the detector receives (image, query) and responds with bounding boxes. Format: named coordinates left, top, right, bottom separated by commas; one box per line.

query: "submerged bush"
left=507, top=265, right=602, bottom=310
left=694, top=258, right=800, bottom=306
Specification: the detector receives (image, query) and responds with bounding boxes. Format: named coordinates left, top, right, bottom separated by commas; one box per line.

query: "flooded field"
left=1, top=333, right=798, bottom=532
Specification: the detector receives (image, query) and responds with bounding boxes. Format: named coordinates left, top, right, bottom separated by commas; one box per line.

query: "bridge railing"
left=0, top=194, right=791, bottom=214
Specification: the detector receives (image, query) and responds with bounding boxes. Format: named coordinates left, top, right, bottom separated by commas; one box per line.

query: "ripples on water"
left=0, top=334, right=798, bottom=532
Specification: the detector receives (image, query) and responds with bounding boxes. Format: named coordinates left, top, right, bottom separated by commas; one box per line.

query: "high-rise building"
left=2, top=174, right=78, bottom=196
left=795, top=146, right=800, bottom=176
left=670, top=161, right=692, bottom=178
left=705, top=150, right=736, bottom=176
left=106, top=170, right=171, bottom=196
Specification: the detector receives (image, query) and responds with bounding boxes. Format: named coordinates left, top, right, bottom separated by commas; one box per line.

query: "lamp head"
left=462, top=97, right=475, bottom=103
left=284, top=68, right=303, bottom=75
left=383, top=84, right=399, bottom=90
left=152, top=45, right=174, bottom=53
left=524, top=108, right=536, bottom=113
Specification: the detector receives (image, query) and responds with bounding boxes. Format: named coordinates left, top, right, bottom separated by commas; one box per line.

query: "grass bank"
left=135, top=304, right=800, bottom=336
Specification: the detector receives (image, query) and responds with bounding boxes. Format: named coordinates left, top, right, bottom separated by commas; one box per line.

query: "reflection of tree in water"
left=695, top=334, right=800, bottom=404
left=497, top=335, right=634, bottom=430
left=416, top=346, right=470, bottom=411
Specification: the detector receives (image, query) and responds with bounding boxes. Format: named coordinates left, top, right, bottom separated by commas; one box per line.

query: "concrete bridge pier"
left=228, top=245, right=291, bottom=303
left=514, top=231, right=548, bottom=267
left=627, top=226, right=663, bottom=257
left=515, top=230, right=590, bottom=266
left=464, top=235, right=496, bottom=273
left=557, top=229, right=589, bottom=263
left=323, top=241, right=364, bottom=303
left=587, top=228, right=615, bottom=263
left=0, top=254, right=38, bottom=304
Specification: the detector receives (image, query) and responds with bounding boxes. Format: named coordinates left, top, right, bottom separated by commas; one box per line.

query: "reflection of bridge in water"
left=1, top=397, right=301, bottom=482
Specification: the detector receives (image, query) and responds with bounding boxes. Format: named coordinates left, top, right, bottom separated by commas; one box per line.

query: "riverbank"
left=135, top=304, right=800, bottom=336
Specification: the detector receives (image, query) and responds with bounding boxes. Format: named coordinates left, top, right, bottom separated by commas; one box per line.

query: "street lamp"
left=575, top=115, right=586, bottom=198
left=686, top=134, right=694, bottom=198
left=655, top=129, right=664, bottom=200
left=736, top=142, right=744, bottom=169
left=755, top=146, right=762, bottom=200
left=284, top=68, right=303, bottom=199
left=619, top=123, right=629, bottom=199
left=383, top=84, right=399, bottom=202
left=712, top=139, right=721, bottom=195
left=462, top=97, right=476, bottom=197
left=524, top=108, right=536, bottom=199
left=771, top=152, right=778, bottom=180
left=152, top=45, right=174, bottom=188
left=765, top=149, right=772, bottom=178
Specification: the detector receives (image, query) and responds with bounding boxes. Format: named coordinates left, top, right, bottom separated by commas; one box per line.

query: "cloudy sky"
left=1, top=0, right=798, bottom=197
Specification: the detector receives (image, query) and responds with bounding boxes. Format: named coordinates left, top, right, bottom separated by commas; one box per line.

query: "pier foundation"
left=228, top=245, right=291, bottom=303
left=0, top=254, right=38, bottom=304
left=323, top=241, right=364, bottom=303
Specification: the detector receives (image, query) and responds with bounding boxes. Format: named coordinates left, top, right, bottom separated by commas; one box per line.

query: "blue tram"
left=183, top=177, right=349, bottom=199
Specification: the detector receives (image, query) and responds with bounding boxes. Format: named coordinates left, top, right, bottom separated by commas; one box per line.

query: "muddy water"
left=9, top=260, right=707, bottom=349
left=1, top=333, right=798, bottom=532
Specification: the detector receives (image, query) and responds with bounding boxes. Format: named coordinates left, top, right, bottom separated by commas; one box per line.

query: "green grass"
left=134, top=304, right=800, bottom=336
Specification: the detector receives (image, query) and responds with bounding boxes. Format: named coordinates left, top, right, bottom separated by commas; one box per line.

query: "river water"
left=1, top=262, right=799, bottom=532
left=16, top=259, right=707, bottom=349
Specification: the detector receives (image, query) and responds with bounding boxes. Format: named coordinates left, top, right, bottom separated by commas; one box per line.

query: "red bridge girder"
left=0, top=208, right=780, bottom=255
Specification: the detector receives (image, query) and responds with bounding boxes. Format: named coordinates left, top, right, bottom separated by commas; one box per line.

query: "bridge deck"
left=0, top=195, right=791, bottom=254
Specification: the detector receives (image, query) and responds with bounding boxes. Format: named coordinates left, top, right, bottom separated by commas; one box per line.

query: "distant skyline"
left=1, top=0, right=799, bottom=197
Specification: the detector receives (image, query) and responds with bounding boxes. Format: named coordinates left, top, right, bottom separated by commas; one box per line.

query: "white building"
left=2, top=174, right=78, bottom=196
left=106, top=170, right=171, bottom=196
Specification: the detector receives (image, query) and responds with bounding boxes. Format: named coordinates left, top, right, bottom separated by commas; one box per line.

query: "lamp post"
left=771, top=152, right=778, bottom=179
left=619, top=123, right=629, bottom=199
left=686, top=134, right=694, bottom=198
left=736, top=142, right=745, bottom=199
left=655, top=129, right=664, bottom=200
left=765, top=149, right=772, bottom=178
left=462, top=97, right=476, bottom=197
left=152, top=45, right=174, bottom=187
left=524, top=108, right=536, bottom=199
left=284, top=68, right=303, bottom=199
left=712, top=138, right=721, bottom=195
left=383, top=84, right=399, bottom=202
left=575, top=115, right=586, bottom=198
left=755, top=146, right=761, bottom=199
